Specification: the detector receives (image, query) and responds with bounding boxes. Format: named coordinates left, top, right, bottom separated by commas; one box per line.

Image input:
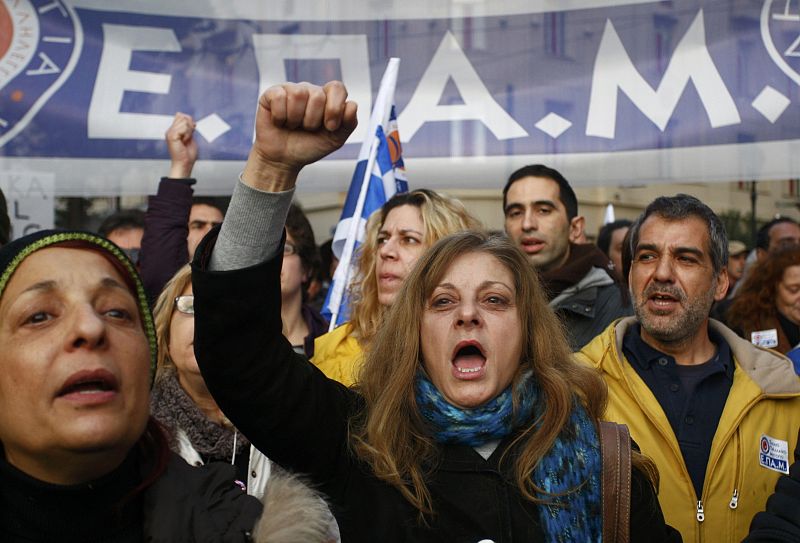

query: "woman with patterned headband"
left=0, top=230, right=260, bottom=541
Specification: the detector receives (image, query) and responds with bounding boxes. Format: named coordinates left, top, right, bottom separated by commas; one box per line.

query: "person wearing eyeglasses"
left=150, top=265, right=261, bottom=490
left=282, top=204, right=329, bottom=358
left=149, top=263, right=340, bottom=541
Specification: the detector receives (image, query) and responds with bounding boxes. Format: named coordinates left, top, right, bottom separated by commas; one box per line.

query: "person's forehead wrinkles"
left=17, top=274, right=128, bottom=297
left=636, top=240, right=706, bottom=257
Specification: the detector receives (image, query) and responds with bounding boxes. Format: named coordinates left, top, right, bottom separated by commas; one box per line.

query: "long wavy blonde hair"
left=351, top=231, right=657, bottom=516
left=348, top=189, right=481, bottom=346
left=152, top=264, right=193, bottom=383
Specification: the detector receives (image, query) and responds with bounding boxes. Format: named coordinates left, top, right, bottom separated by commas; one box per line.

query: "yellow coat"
left=311, top=323, right=364, bottom=387
left=576, top=317, right=800, bottom=543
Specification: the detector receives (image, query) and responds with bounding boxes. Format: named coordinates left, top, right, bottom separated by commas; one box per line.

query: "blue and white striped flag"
left=323, top=58, right=407, bottom=329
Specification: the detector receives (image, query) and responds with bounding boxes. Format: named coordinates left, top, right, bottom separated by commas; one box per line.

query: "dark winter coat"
left=0, top=449, right=261, bottom=542
left=145, top=454, right=262, bottom=542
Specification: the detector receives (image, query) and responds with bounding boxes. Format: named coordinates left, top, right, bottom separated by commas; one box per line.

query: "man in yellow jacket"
left=576, top=194, right=800, bottom=543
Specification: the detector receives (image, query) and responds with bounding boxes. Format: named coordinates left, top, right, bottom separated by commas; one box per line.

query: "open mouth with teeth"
left=452, top=342, right=487, bottom=377
left=520, top=239, right=544, bottom=254
left=649, top=292, right=680, bottom=306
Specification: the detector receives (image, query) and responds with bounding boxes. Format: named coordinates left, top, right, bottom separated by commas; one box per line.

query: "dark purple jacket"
left=140, top=177, right=194, bottom=304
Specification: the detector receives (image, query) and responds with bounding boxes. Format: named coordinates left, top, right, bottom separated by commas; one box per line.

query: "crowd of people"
left=0, top=80, right=798, bottom=542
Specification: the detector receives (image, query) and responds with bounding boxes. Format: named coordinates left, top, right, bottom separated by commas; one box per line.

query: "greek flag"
left=322, top=58, right=407, bottom=329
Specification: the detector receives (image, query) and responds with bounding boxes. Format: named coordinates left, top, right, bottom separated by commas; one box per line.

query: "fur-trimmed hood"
left=253, top=471, right=338, bottom=543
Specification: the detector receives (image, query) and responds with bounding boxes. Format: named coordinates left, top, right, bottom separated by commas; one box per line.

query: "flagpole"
left=327, top=57, right=400, bottom=330
left=328, top=137, right=380, bottom=330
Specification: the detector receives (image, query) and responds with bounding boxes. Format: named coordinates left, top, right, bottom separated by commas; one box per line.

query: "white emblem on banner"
left=0, top=0, right=82, bottom=148
left=759, top=434, right=790, bottom=474
left=751, top=329, right=779, bottom=348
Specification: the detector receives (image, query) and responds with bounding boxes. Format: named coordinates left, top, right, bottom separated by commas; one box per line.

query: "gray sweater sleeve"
left=209, top=177, right=295, bottom=272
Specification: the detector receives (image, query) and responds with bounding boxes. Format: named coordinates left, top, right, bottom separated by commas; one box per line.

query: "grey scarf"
left=150, top=369, right=250, bottom=461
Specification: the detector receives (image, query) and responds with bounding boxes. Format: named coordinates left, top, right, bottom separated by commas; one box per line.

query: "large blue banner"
left=1, top=0, right=800, bottom=195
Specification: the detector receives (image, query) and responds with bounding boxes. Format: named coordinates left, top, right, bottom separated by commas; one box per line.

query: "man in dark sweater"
left=502, top=164, right=628, bottom=350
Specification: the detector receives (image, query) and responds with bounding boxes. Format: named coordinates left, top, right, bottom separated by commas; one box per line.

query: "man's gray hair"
left=628, top=194, right=728, bottom=274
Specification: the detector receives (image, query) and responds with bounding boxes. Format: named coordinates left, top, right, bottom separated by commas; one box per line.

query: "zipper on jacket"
left=696, top=500, right=705, bottom=522
left=231, top=429, right=238, bottom=464
left=729, top=489, right=739, bottom=509
left=729, top=427, right=742, bottom=510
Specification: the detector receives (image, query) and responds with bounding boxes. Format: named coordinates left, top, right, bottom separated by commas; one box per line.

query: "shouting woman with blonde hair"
left=191, top=81, right=679, bottom=542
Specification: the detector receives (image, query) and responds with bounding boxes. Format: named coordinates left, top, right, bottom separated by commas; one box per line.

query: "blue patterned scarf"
left=415, top=371, right=602, bottom=543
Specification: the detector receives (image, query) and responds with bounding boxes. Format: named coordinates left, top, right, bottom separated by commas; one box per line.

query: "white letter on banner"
left=586, top=9, right=740, bottom=139
left=88, top=25, right=180, bottom=139
left=399, top=31, right=527, bottom=142
left=251, top=34, right=370, bottom=143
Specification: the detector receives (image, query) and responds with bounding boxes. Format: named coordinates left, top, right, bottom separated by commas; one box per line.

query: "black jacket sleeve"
left=144, top=454, right=263, bottom=543
left=743, top=428, right=800, bottom=542
left=191, top=230, right=360, bottom=482
left=630, top=466, right=683, bottom=542
left=140, top=177, right=194, bottom=303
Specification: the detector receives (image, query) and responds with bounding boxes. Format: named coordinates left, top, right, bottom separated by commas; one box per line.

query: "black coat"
left=145, top=454, right=263, bottom=542
left=0, top=450, right=261, bottom=542
left=192, top=233, right=679, bottom=543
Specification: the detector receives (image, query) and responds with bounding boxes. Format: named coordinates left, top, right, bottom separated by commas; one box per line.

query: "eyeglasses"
left=284, top=242, right=298, bottom=256
left=174, top=295, right=194, bottom=315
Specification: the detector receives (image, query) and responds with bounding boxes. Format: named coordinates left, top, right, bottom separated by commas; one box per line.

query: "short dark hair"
left=191, top=196, right=228, bottom=216
left=596, top=219, right=632, bottom=256
left=628, top=194, right=728, bottom=275
left=98, top=209, right=145, bottom=238
left=756, top=217, right=799, bottom=251
left=285, top=203, right=320, bottom=285
left=502, top=164, right=578, bottom=220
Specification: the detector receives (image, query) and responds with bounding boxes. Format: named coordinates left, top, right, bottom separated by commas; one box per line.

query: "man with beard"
left=577, top=194, right=800, bottom=543
left=502, top=164, right=628, bottom=350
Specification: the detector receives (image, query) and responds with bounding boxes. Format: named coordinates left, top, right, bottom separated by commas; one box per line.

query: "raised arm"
left=139, top=113, right=198, bottom=302
left=166, top=112, right=198, bottom=179
left=208, top=82, right=357, bottom=271
left=191, top=82, right=359, bottom=481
